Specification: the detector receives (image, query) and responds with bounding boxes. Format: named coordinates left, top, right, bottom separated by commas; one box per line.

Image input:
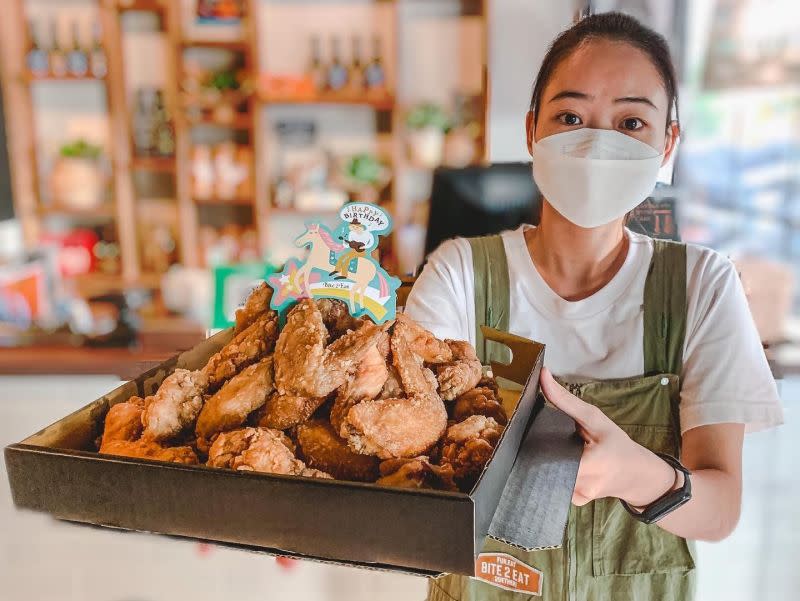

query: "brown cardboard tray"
left=5, top=326, right=574, bottom=576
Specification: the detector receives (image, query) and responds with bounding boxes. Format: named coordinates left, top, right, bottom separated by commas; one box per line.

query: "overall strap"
left=643, top=238, right=688, bottom=375
left=468, top=235, right=511, bottom=365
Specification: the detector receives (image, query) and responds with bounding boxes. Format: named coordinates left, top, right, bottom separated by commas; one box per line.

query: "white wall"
left=487, top=0, right=575, bottom=162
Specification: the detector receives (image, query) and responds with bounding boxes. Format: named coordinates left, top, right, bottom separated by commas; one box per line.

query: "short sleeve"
left=403, top=238, right=474, bottom=343
left=680, top=248, right=784, bottom=434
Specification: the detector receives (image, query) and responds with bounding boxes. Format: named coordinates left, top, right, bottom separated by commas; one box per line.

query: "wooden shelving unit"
left=1, top=0, right=490, bottom=292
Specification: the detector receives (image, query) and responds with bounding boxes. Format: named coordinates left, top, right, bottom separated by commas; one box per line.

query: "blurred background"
left=1, top=1, right=797, bottom=600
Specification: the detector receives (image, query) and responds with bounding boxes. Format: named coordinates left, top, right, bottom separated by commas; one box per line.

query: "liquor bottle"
left=66, top=21, right=89, bottom=77
left=26, top=20, right=49, bottom=77
left=89, top=21, right=107, bottom=78
left=49, top=19, right=68, bottom=77
left=349, top=35, right=365, bottom=91
left=364, top=35, right=386, bottom=90
left=308, top=35, right=325, bottom=92
left=326, top=36, right=348, bottom=92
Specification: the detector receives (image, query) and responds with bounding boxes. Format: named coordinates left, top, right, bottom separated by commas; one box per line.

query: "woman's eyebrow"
left=548, top=90, right=593, bottom=103
left=614, top=96, right=657, bottom=109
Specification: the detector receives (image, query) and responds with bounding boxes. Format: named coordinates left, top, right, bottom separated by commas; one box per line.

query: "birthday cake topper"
left=268, top=202, right=401, bottom=323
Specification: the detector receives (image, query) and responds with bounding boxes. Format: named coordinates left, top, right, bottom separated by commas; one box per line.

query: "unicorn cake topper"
left=268, top=202, right=401, bottom=323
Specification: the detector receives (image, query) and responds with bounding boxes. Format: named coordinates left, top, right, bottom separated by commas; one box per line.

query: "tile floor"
left=1, top=375, right=797, bottom=601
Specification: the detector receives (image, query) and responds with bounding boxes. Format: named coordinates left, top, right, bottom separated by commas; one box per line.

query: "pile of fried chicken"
left=97, top=284, right=509, bottom=492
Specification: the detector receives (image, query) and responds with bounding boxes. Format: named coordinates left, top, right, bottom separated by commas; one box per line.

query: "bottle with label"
left=364, top=35, right=386, bottom=90
left=326, top=36, right=348, bottom=92
left=89, top=21, right=107, bottom=78
left=66, top=21, right=89, bottom=77
left=133, top=88, right=157, bottom=156
left=153, top=90, right=175, bottom=157
left=308, top=35, right=326, bottom=92
left=49, top=19, right=68, bottom=77
left=26, top=20, right=49, bottom=77
left=349, top=35, right=365, bottom=92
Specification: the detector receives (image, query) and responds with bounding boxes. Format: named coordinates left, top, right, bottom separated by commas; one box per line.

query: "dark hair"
left=530, top=12, right=679, bottom=129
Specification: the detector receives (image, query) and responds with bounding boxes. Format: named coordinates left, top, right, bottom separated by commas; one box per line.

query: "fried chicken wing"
left=394, top=313, right=453, bottom=363
left=99, top=439, right=198, bottom=464
left=141, top=369, right=209, bottom=442
left=274, top=299, right=386, bottom=398
left=342, top=330, right=447, bottom=459
left=203, top=311, right=278, bottom=392
left=296, top=419, right=379, bottom=482
left=101, top=396, right=145, bottom=445
left=196, top=357, right=275, bottom=452
left=256, top=392, right=324, bottom=430
left=330, top=331, right=390, bottom=433
left=316, top=298, right=365, bottom=340
left=207, top=427, right=331, bottom=478
left=376, top=456, right=457, bottom=490
left=440, top=415, right=504, bottom=490
left=234, top=282, right=274, bottom=334
left=452, top=386, right=508, bottom=425
left=436, top=340, right=483, bottom=401
left=377, top=365, right=403, bottom=399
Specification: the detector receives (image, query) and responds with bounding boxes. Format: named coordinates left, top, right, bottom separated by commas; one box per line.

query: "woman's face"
left=527, top=39, right=678, bottom=163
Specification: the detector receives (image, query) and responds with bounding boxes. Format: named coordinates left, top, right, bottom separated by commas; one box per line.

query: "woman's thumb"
left=540, top=367, right=595, bottom=429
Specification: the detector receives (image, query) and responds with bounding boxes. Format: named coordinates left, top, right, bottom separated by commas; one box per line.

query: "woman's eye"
left=557, top=113, right=582, bottom=126
left=621, top=117, right=644, bottom=131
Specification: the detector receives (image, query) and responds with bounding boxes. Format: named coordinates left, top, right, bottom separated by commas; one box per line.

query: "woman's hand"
left=539, top=367, right=677, bottom=507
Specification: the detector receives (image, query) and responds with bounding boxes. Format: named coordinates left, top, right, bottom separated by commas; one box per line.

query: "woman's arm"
left=541, top=368, right=744, bottom=542
left=657, top=422, right=743, bottom=541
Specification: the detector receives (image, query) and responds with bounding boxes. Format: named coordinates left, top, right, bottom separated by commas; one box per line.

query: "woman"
left=405, top=12, right=783, bottom=601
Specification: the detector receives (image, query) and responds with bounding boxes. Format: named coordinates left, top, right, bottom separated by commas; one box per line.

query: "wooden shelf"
left=117, top=0, right=166, bottom=12
left=5, top=0, right=488, bottom=285
left=181, top=40, right=249, bottom=51
left=38, top=204, right=116, bottom=219
left=25, top=73, right=106, bottom=83
left=194, top=196, right=254, bottom=206
left=185, top=113, right=253, bottom=129
left=72, top=271, right=163, bottom=297
left=260, top=92, right=395, bottom=110
left=270, top=206, right=341, bottom=216
left=131, top=156, right=176, bottom=172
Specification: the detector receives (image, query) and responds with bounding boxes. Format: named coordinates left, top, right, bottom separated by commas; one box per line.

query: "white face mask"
left=531, top=128, right=664, bottom=229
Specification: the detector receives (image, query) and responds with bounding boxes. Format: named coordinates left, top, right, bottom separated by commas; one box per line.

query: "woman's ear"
left=661, top=120, right=680, bottom=166
left=526, top=111, right=535, bottom=156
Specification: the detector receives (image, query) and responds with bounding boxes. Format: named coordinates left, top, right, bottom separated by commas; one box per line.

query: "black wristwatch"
left=619, top=453, right=692, bottom=524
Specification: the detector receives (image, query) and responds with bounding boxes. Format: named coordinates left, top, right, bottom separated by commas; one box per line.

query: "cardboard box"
left=5, top=326, right=581, bottom=577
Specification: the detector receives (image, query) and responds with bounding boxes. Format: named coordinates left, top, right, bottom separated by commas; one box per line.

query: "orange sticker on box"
left=474, top=552, right=542, bottom=595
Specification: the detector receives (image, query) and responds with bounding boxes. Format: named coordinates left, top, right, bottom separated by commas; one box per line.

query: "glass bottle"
left=308, top=35, right=325, bottom=92
left=349, top=35, right=365, bottom=92
left=49, top=19, right=68, bottom=77
left=153, top=91, right=175, bottom=157
left=66, top=21, right=89, bottom=77
left=26, top=20, right=49, bottom=77
left=364, top=35, right=386, bottom=90
left=133, top=88, right=157, bottom=156
left=89, top=21, right=107, bottom=78
left=326, top=36, right=348, bottom=92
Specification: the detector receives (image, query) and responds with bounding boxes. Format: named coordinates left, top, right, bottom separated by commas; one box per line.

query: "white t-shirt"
left=404, top=226, right=783, bottom=434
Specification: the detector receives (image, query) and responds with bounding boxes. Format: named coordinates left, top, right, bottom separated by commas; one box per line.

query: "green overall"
left=428, top=235, right=696, bottom=601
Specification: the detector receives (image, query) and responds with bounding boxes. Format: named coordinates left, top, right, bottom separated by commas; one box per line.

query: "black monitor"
left=424, top=162, right=540, bottom=258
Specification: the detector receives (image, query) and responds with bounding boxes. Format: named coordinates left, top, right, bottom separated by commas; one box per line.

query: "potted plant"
left=405, top=102, right=451, bottom=168
left=337, top=152, right=391, bottom=203
left=49, top=139, right=106, bottom=210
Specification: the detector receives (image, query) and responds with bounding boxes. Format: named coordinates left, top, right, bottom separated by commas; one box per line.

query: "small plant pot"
left=407, top=126, right=445, bottom=168
left=49, top=157, right=106, bottom=210
left=444, top=127, right=478, bottom=168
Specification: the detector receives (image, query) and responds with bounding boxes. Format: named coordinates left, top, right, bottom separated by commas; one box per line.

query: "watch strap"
left=619, top=453, right=692, bottom=525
